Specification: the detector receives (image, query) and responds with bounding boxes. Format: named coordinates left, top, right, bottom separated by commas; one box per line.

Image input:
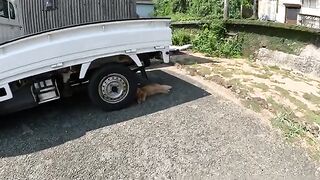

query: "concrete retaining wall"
left=256, top=45, right=320, bottom=77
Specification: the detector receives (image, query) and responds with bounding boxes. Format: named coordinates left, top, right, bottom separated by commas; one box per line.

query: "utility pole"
left=224, top=0, right=229, bottom=20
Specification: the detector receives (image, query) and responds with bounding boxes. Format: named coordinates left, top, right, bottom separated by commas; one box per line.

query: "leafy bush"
left=170, top=13, right=202, bottom=22
left=154, top=0, right=245, bottom=20
left=219, top=38, right=243, bottom=57
left=172, top=29, right=192, bottom=45
left=192, top=20, right=243, bottom=57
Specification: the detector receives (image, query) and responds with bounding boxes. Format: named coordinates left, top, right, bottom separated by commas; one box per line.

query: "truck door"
left=0, top=0, right=23, bottom=43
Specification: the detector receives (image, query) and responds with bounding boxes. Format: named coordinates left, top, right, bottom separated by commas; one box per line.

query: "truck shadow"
left=0, top=70, right=210, bottom=157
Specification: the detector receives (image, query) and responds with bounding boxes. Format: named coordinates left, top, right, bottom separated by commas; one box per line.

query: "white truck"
left=0, top=1, right=172, bottom=115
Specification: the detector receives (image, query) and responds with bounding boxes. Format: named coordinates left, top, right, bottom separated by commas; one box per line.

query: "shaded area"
left=0, top=70, right=210, bottom=157
left=169, top=52, right=221, bottom=65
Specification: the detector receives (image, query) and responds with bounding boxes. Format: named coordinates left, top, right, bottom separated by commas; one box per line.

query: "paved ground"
left=0, top=69, right=319, bottom=179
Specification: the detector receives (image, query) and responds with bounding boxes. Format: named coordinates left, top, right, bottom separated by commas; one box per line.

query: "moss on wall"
left=238, top=32, right=306, bottom=57
left=225, top=20, right=320, bottom=57
left=171, top=19, right=320, bottom=57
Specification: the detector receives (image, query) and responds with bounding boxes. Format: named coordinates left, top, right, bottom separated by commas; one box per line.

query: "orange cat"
left=136, top=84, right=172, bottom=104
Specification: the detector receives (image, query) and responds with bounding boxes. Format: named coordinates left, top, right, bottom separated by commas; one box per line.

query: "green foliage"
left=172, top=29, right=192, bottom=45
left=170, top=13, right=202, bottom=22
left=172, top=0, right=189, bottom=13
left=226, top=19, right=319, bottom=32
left=303, top=93, right=320, bottom=105
left=229, top=0, right=242, bottom=19
left=192, top=20, right=243, bottom=57
left=242, top=0, right=253, bottom=8
left=238, top=32, right=305, bottom=57
left=154, top=0, right=244, bottom=20
left=154, top=0, right=173, bottom=16
left=272, top=112, right=304, bottom=139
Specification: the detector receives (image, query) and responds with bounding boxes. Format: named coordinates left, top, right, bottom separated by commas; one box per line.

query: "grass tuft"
left=303, top=93, right=320, bottom=105
left=272, top=112, right=304, bottom=139
left=252, top=83, right=269, bottom=92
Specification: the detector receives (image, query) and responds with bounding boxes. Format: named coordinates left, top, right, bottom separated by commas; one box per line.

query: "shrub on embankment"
left=171, top=19, right=320, bottom=58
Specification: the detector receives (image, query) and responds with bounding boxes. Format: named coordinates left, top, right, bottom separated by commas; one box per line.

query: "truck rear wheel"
left=88, top=64, right=137, bottom=111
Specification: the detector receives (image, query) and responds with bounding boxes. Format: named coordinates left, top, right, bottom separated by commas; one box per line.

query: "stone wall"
left=256, top=45, right=320, bottom=77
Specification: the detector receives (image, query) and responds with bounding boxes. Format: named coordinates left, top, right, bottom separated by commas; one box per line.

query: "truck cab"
left=0, top=0, right=24, bottom=43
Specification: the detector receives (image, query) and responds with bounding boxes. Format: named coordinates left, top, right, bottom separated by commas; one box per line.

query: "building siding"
left=20, top=0, right=137, bottom=35
left=258, top=0, right=277, bottom=21
left=259, top=0, right=320, bottom=28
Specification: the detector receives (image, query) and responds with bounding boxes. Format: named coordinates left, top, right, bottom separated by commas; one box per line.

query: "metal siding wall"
left=20, top=0, right=137, bottom=35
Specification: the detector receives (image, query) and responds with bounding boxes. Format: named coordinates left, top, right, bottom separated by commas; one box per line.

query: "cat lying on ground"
left=136, top=84, right=172, bottom=104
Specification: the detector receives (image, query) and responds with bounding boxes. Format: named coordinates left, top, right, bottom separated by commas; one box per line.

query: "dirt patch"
left=210, top=75, right=232, bottom=89
left=171, top=52, right=320, bottom=118
left=171, top=52, right=320, bottom=160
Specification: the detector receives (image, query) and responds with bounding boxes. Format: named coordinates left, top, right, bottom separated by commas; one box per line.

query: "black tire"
left=88, top=64, right=137, bottom=111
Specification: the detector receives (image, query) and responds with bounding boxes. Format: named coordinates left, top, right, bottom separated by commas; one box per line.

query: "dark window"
left=287, top=8, right=299, bottom=20
left=285, top=7, right=300, bottom=24
left=9, top=2, right=15, bottom=19
left=44, top=0, right=57, bottom=11
left=0, top=0, right=9, bottom=18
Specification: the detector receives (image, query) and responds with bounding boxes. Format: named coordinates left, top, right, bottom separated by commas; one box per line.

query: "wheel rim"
left=98, top=73, right=129, bottom=104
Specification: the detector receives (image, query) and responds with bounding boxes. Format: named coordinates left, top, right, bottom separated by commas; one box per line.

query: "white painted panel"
left=300, top=7, right=320, bottom=16
left=258, top=0, right=277, bottom=21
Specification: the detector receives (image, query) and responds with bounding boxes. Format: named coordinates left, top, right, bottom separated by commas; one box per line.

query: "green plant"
left=272, top=112, right=304, bottom=139
left=252, top=83, right=269, bottom=92
left=153, top=0, right=173, bottom=16
left=170, top=13, right=202, bottom=22
left=303, top=93, right=320, bottom=105
left=172, top=29, right=192, bottom=45
left=274, top=86, right=308, bottom=110
left=219, top=37, right=243, bottom=57
left=192, top=20, right=243, bottom=57
left=154, top=0, right=242, bottom=19
left=242, top=99, right=262, bottom=112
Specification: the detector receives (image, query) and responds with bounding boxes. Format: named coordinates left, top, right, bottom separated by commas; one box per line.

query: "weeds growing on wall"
left=172, top=21, right=243, bottom=58
left=191, top=20, right=243, bottom=58
left=172, top=28, right=200, bottom=46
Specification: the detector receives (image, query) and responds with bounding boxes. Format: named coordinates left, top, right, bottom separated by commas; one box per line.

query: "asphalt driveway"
left=0, top=69, right=318, bottom=179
